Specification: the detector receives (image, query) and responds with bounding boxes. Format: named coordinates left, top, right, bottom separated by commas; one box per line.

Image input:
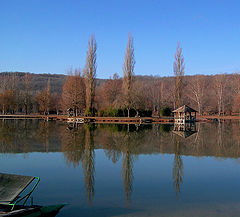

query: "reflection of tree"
left=61, top=125, right=85, bottom=168
left=97, top=124, right=144, bottom=205
left=102, top=127, right=122, bottom=164
left=97, top=124, right=152, bottom=205
left=216, top=121, right=226, bottom=155
left=82, top=125, right=95, bottom=204
left=172, top=139, right=183, bottom=199
left=0, top=119, right=55, bottom=153
left=232, top=121, right=240, bottom=156
left=105, top=148, right=121, bottom=164
left=34, top=120, right=50, bottom=152
left=122, top=148, right=133, bottom=205
left=20, top=119, right=33, bottom=153
left=121, top=132, right=137, bottom=206
left=0, top=120, right=17, bottom=152
left=62, top=124, right=96, bottom=204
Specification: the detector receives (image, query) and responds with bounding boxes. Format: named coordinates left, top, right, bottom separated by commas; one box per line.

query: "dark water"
left=1, top=119, right=240, bottom=216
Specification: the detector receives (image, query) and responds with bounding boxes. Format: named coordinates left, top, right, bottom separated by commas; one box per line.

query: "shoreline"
left=0, top=115, right=173, bottom=123
left=0, top=114, right=239, bottom=123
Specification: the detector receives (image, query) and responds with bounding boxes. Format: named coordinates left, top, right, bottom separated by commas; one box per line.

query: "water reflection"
left=2, top=120, right=240, bottom=206
left=172, top=139, right=183, bottom=199
left=61, top=125, right=85, bottom=168
left=121, top=132, right=134, bottom=205
left=82, top=124, right=95, bottom=204
left=60, top=124, right=95, bottom=204
left=172, top=122, right=197, bottom=138
left=171, top=123, right=197, bottom=199
left=35, top=120, right=50, bottom=152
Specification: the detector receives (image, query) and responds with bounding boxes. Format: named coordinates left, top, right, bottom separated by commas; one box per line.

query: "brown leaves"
left=0, top=90, right=17, bottom=114
left=100, top=73, right=122, bottom=109
left=62, top=71, right=86, bottom=116
left=35, top=90, right=51, bottom=114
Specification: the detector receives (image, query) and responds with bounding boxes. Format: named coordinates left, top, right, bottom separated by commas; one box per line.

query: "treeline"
left=1, top=34, right=240, bottom=116
left=1, top=71, right=240, bottom=116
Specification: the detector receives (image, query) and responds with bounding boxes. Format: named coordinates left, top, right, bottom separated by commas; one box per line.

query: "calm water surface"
left=1, top=120, right=240, bottom=217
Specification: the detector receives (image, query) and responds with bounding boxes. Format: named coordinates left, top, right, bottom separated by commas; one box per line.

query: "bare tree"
left=47, top=78, right=51, bottom=114
left=35, top=90, right=49, bottom=114
left=0, top=74, right=9, bottom=92
left=131, top=80, right=146, bottom=117
left=173, top=42, right=185, bottom=108
left=233, top=93, right=240, bottom=114
left=100, top=73, right=122, bottom=109
left=230, top=73, right=240, bottom=95
left=23, top=73, right=32, bottom=114
left=8, top=73, right=19, bottom=92
left=214, top=74, right=226, bottom=115
left=147, top=78, right=162, bottom=116
left=35, top=79, right=52, bottom=115
left=123, top=33, right=135, bottom=117
left=84, top=34, right=97, bottom=116
left=187, top=75, right=205, bottom=115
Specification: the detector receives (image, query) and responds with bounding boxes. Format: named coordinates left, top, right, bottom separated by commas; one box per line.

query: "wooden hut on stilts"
left=172, top=105, right=197, bottom=124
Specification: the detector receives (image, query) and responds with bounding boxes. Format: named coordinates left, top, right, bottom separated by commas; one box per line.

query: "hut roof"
left=172, top=105, right=197, bottom=113
left=172, top=129, right=197, bottom=138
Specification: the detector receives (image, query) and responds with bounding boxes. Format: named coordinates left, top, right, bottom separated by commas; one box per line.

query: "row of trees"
left=1, top=34, right=240, bottom=116
left=61, top=33, right=138, bottom=117
left=61, top=34, right=185, bottom=117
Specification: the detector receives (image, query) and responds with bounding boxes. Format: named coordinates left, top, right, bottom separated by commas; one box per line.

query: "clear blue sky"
left=0, top=0, right=239, bottom=78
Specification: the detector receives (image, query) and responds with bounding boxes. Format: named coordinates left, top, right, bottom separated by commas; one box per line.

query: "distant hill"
left=0, top=72, right=107, bottom=94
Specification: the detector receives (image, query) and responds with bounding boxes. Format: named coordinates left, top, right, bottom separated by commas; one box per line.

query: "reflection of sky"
left=1, top=151, right=240, bottom=217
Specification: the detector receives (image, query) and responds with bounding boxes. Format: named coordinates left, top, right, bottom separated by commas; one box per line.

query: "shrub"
left=139, top=109, right=152, bottom=117
left=97, top=110, right=105, bottom=117
left=107, top=107, right=118, bottom=117
left=85, top=108, right=97, bottom=117
left=160, top=107, right=172, bottom=116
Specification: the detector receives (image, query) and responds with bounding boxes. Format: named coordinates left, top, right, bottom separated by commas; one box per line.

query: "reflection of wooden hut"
left=172, top=105, right=197, bottom=124
left=172, top=123, right=197, bottom=138
left=67, top=117, right=84, bottom=124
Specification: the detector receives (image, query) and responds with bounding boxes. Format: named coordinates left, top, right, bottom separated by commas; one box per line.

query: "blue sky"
left=0, top=0, right=239, bottom=78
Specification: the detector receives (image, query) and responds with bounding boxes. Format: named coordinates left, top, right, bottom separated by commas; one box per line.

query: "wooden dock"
left=0, top=115, right=174, bottom=123
left=83, top=116, right=173, bottom=124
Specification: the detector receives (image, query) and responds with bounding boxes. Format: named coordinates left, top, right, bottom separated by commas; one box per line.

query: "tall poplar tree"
left=123, top=33, right=135, bottom=117
left=84, top=34, right=97, bottom=116
left=173, top=42, right=185, bottom=108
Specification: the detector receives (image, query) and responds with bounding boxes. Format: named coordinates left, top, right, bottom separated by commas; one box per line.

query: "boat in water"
left=0, top=173, right=64, bottom=216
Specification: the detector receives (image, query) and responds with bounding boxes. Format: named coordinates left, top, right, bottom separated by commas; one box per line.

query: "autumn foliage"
left=62, top=71, right=86, bottom=116
left=0, top=90, right=17, bottom=114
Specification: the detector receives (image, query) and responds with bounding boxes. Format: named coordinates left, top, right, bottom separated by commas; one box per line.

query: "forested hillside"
left=0, top=72, right=66, bottom=93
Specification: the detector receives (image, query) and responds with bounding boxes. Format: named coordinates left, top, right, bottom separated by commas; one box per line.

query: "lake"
left=1, top=119, right=240, bottom=217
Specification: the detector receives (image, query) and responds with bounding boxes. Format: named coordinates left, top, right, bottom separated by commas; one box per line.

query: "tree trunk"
left=136, top=110, right=139, bottom=117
